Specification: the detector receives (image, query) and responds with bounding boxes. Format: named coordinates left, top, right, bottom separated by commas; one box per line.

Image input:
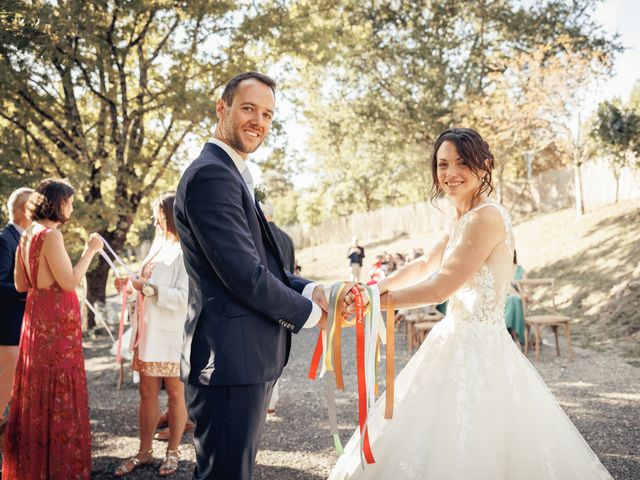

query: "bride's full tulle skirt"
left=328, top=317, right=612, bottom=480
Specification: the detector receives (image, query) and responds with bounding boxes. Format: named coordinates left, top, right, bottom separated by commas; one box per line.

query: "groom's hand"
left=312, top=284, right=329, bottom=330
left=312, top=284, right=329, bottom=312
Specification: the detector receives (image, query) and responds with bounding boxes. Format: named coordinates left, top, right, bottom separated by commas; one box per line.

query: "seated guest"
left=504, top=250, right=531, bottom=345
left=393, top=252, right=405, bottom=269
left=0, top=188, right=33, bottom=426
left=369, top=254, right=386, bottom=283
left=382, top=253, right=396, bottom=275
left=113, top=192, right=189, bottom=478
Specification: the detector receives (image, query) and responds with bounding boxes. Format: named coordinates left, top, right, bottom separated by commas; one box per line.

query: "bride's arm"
left=377, top=234, right=449, bottom=294
left=390, top=207, right=505, bottom=309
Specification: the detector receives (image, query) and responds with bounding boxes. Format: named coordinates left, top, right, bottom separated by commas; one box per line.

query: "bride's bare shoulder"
left=461, top=205, right=505, bottom=242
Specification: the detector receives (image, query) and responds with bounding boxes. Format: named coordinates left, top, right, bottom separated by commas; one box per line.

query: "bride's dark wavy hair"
left=429, top=128, right=495, bottom=204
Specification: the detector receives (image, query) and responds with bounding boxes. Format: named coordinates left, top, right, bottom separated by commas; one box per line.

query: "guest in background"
left=504, top=249, right=530, bottom=346
left=261, top=202, right=297, bottom=415
left=3, top=178, right=102, bottom=479
left=369, top=254, right=386, bottom=284
left=407, top=248, right=424, bottom=263
left=113, top=192, right=189, bottom=478
left=393, top=252, right=406, bottom=270
left=382, top=253, right=396, bottom=275
left=347, top=237, right=365, bottom=282
left=0, top=188, right=32, bottom=429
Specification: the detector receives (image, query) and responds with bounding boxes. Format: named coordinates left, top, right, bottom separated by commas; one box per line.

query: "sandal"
left=158, top=449, right=180, bottom=477
left=113, top=449, right=153, bottom=477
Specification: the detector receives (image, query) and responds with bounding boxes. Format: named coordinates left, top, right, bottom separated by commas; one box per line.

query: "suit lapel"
left=204, top=143, right=260, bottom=214
left=203, top=143, right=287, bottom=275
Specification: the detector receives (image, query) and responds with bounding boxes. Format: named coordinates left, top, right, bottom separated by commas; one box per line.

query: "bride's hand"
left=342, top=283, right=369, bottom=317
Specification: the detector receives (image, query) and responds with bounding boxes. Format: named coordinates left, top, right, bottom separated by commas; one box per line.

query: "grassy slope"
left=295, top=199, right=640, bottom=351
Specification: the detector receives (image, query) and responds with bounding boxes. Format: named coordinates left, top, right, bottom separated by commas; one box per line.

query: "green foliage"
left=592, top=100, right=640, bottom=167
left=459, top=37, right=612, bottom=200
left=0, top=0, right=261, bottom=307
left=244, top=0, right=619, bottom=218
left=629, top=80, right=640, bottom=111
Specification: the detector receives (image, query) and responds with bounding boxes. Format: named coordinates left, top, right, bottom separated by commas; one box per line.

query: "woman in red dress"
left=2, top=178, right=103, bottom=479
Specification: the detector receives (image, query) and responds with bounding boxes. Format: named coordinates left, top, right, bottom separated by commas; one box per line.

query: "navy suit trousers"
left=186, top=381, right=275, bottom=480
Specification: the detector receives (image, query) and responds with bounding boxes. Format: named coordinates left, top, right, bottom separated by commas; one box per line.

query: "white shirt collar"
left=10, top=223, right=24, bottom=234
left=211, top=138, right=248, bottom=175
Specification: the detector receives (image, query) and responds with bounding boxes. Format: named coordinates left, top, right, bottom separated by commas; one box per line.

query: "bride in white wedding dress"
left=329, top=128, right=612, bottom=480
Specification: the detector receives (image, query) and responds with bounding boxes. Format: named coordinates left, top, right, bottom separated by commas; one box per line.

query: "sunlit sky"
left=590, top=0, right=640, bottom=106
left=235, top=1, right=640, bottom=187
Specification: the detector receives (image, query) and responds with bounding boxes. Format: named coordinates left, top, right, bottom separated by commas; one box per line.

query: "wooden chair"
left=516, top=279, right=573, bottom=362
left=404, top=306, right=444, bottom=352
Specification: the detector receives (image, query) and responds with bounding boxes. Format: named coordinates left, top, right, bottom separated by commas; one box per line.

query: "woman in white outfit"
left=114, top=192, right=189, bottom=477
left=330, top=128, right=612, bottom=480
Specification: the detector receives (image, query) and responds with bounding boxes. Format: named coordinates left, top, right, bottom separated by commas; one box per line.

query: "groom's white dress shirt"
left=210, top=138, right=321, bottom=328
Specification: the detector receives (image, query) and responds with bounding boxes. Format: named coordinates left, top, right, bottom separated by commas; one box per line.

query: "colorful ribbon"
left=84, top=299, right=116, bottom=343
left=94, top=235, right=136, bottom=365
left=308, top=281, right=395, bottom=466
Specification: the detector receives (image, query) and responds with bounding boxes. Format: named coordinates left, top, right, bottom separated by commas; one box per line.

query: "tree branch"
left=143, top=124, right=194, bottom=197
left=148, top=16, right=180, bottom=63
left=0, top=112, right=67, bottom=177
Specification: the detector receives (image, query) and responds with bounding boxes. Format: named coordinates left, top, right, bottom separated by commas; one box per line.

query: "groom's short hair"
left=221, top=72, right=276, bottom=106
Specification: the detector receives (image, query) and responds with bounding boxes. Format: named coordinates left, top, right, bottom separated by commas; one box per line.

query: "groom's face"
left=216, top=79, right=276, bottom=158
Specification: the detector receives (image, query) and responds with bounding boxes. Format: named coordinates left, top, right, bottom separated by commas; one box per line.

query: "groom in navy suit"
left=174, top=72, right=328, bottom=479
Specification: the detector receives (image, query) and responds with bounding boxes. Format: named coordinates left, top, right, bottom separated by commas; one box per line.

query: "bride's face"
left=436, top=141, right=483, bottom=202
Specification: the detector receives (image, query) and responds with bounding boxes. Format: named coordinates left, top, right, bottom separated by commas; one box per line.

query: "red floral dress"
left=2, top=227, right=92, bottom=479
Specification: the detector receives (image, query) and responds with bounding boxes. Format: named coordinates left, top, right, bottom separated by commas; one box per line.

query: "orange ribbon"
left=308, top=282, right=395, bottom=465
left=353, top=286, right=376, bottom=464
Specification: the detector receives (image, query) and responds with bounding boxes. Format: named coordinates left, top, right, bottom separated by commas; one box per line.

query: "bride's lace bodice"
left=442, top=201, right=514, bottom=326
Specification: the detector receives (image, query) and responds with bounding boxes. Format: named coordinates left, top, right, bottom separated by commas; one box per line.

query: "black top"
left=268, top=222, right=295, bottom=273
left=347, top=246, right=365, bottom=266
left=0, top=224, right=26, bottom=345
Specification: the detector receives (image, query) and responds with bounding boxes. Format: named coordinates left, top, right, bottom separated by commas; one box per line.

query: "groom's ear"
left=215, top=98, right=226, bottom=121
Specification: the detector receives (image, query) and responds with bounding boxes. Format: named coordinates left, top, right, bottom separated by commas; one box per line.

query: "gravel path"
left=86, top=326, right=639, bottom=479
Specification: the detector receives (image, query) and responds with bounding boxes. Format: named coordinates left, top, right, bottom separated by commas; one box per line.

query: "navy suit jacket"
left=0, top=224, right=26, bottom=346
left=174, top=143, right=313, bottom=386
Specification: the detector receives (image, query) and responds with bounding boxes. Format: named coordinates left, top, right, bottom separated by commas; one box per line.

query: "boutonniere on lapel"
left=255, top=184, right=268, bottom=203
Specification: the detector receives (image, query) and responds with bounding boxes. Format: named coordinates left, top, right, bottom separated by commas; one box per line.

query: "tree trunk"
left=613, top=164, right=621, bottom=203
left=85, top=260, right=111, bottom=330
left=574, top=162, right=585, bottom=216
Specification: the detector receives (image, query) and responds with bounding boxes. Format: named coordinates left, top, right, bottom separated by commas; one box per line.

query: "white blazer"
left=130, top=239, right=188, bottom=364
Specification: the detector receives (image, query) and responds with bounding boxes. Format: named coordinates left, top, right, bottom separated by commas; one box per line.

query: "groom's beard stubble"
left=224, top=119, right=263, bottom=156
